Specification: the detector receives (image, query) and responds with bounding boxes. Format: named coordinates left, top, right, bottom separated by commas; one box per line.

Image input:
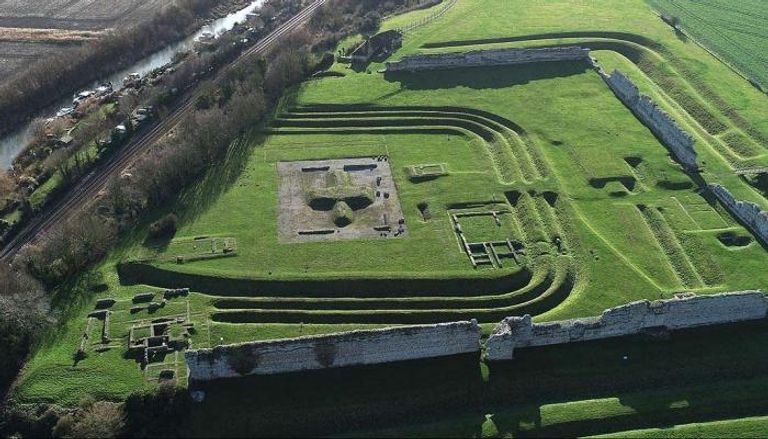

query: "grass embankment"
left=592, top=415, right=768, bottom=438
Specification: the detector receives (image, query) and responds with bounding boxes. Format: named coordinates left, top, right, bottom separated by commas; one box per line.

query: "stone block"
left=186, top=320, right=482, bottom=381
left=486, top=291, right=767, bottom=361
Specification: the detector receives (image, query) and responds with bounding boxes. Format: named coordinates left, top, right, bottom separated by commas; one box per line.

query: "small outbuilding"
left=348, top=30, right=403, bottom=65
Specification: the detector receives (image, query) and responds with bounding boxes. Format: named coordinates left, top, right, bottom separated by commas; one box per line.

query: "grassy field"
left=12, top=0, right=768, bottom=436
left=593, top=416, right=768, bottom=438
left=646, top=0, right=768, bottom=90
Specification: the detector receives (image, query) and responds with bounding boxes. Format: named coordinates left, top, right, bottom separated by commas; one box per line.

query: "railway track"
left=0, top=0, right=326, bottom=261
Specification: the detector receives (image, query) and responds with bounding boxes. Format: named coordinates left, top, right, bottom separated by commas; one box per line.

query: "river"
left=0, top=0, right=266, bottom=169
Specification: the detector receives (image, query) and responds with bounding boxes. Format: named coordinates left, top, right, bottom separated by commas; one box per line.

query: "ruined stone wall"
left=486, top=291, right=767, bottom=361
left=710, top=184, right=768, bottom=245
left=186, top=320, right=481, bottom=381
left=385, top=46, right=590, bottom=72
left=604, top=69, right=697, bottom=170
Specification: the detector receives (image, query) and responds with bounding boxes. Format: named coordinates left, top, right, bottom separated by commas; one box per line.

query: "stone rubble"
left=486, top=291, right=767, bottom=360
left=385, top=46, right=590, bottom=72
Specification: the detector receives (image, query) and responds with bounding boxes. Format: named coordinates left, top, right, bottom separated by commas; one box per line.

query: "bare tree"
left=0, top=169, right=15, bottom=209
left=42, top=148, right=71, bottom=180
left=48, top=118, right=68, bottom=139
left=29, top=118, right=48, bottom=145
left=118, top=91, right=140, bottom=121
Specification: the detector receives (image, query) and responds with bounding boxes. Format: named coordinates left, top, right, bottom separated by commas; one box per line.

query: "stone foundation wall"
left=385, top=46, right=590, bottom=72
left=186, top=320, right=481, bottom=381
left=604, top=69, right=697, bottom=170
left=710, top=184, right=768, bottom=245
left=486, top=291, right=767, bottom=360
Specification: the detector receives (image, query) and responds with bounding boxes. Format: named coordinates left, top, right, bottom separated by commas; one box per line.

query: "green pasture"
left=593, top=416, right=768, bottom=438
left=647, top=0, right=768, bottom=89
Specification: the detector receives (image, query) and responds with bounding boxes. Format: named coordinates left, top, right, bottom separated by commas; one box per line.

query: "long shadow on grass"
left=420, top=31, right=661, bottom=50
left=180, top=320, right=768, bottom=437
left=383, top=61, right=590, bottom=91
left=172, top=129, right=266, bottom=226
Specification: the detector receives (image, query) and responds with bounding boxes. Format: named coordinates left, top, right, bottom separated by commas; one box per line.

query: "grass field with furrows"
left=647, top=0, right=768, bottom=90
left=12, top=0, right=768, bottom=436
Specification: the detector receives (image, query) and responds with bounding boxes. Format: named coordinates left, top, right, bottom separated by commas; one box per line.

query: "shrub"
left=148, top=213, right=178, bottom=240
left=124, top=384, right=191, bottom=437
left=68, top=402, right=125, bottom=438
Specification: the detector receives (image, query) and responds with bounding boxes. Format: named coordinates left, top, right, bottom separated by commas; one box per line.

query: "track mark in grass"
left=512, top=192, right=548, bottom=245
left=671, top=196, right=700, bottom=229
left=636, top=204, right=704, bottom=288
left=503, top=128, right=539, bottom=183
left=533, top=193, right=567, bottom=250
left=682, top=197, right=729, bottom=230
left=720, top=129, right=763, bottom=160
left=677, top=230, right=725, bottom=286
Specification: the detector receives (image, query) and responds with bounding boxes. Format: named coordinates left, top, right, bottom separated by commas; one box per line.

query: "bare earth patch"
left=0, top=27, right=104, bottom=43
left=276, top=157, right=407, bottom=243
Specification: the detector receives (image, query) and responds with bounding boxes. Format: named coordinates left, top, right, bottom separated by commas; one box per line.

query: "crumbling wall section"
left=604, top=69, right=697, bottom=170
left=186, top=320, right=481, bottom=381
left=385, top=46, right=590, bottom=72
left=710, top=184, right=768, bottom=245
left=486, top=291, right=767, bottom=361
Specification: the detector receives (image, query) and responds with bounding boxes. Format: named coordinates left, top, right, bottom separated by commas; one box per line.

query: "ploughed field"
left=0, top=0, right=165, bottom=82
left=14, top=0, right=768, bottom=436
left=0, top=0, right=167, bottom=30
left=647, top=0, right=768, bottom=89
left=0, top=41, right=64, bottom=78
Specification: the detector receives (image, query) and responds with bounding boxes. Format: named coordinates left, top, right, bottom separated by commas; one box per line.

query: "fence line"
left=396, top=0, right=458, bottom=34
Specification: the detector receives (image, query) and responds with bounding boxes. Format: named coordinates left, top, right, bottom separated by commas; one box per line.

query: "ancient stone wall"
left=385, top=46, right=590, bottom=72
left=186, top=320, right=481, bottom=381
left=604, top=69, right=697, bottom=170
left=710, top=184, right=768, bottom=245
left=486, top=291, right=767, bottom=361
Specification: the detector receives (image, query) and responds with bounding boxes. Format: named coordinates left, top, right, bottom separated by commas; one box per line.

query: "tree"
left=64, top=402, right=125, bottom=438
left=20, top=215, right=116, bottom=286
left=148, top=213, right=178, bottom=240
left=260, top=4, right=277, bottom=22
left=0, top=265, right=50, bottom=390
left=360, top=11, right=382, bottom=36
left=29, top=118, right=48, bottom=145
left=48, top=118, right=68, bottom=140
left=117, top=92, right=139, bottom=121
left=264, top=49, right=308, bottom=97
left=0, top=170, right=15, bottom=209
left=195, top=81, right=218, bottom=109
left=39, top=148, right=70, bottom=181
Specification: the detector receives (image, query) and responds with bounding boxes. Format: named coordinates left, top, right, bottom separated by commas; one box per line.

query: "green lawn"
left=593, top=416, right=768, bottom=438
